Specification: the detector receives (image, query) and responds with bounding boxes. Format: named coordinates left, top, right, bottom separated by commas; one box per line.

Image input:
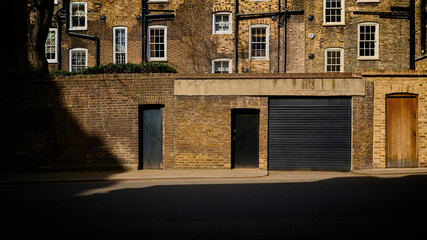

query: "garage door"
left=269, top=97, right=351, bottom=171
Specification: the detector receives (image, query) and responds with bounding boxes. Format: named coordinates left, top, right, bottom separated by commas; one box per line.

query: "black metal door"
left=232, top=109, right=259, bottom=168
left=269, top=98, right=351, bottom=171
left=139, top=105, right=163, bottom=169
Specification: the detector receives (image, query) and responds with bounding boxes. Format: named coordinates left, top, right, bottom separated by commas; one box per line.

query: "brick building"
left=46, top=0, right=427, bottom=73
left=15, top=0, right=424, bottom=172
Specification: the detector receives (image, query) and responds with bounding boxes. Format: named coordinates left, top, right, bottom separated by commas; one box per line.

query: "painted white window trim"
left=113, top=26, right=128, bottom=64
left=69, top=48, right=88, bottom=72
left=54, top=0, right=58, bottom=4
left=212, top=12, right=232, bottom=35
left=69, top=2, right=88, bottom=31
left=324, top=48, right=344, bottom=72
left=46, top=28, right=58, bottom=63
left=249, top=24, right=269, bottom=60
left=148, top=25, right=167, bottom=61
left=323, top=0, right=345, bottom=26
left=212, top=58, right=233, bottom=73
left=358, top=22, right=379, bottom=60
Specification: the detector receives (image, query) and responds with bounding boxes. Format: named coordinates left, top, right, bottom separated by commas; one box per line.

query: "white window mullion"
left=325, top=48, right=344, bottom=72
left=358, top=22, right=379, bottom=60
left=324, top=0, right=345, bottom=25
left=113, top=27, right=127, bottom=64
left=213, top=12, right=232, bottom=34
left=45, top=28, right=57, bottom=63
left=69, top=48, right=88, bottom=72
left=212, top=58, right=232, bottom=73
left=70, top=2, right=87, bottom=30
left=249, top=25, right=269, bottom=60
left=148, top=26, right=167, bottom=61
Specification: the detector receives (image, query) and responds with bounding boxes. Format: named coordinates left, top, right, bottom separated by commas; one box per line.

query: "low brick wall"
left=5, top=72, right=425, bottom=171
left=1, top=74, right=174, bottom=170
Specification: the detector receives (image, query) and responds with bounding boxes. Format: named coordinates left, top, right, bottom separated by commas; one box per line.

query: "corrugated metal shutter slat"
left=268, top=97, right=351, bottom=171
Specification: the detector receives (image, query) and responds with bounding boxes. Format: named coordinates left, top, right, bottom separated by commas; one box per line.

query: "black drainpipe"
left=142, top=0, right=148, bottom=62
left=62, top=0, right=100, bottom=67
left=277, top=0, right=281, bottom=73
left=283, top=0, right=287, bottom=73
left=55, top=5, right=64, bottom=70
left=234, top=0, right=239, bottom=73
left=410, top=0, right=415, bottom=70
left=422, top=0, right=426, bottom=54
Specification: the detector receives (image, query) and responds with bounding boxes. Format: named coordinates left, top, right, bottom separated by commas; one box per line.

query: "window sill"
left=69, top=27, right=88, bottom=31
left=47, top=60, right=58, bottom=64
left=249, top=57, right=269, bottom=61
left=358, top=57, right=380, bottom=61
left=148, top=59, right=168, bottom=62
left=213, top=32, right=232, bottom=35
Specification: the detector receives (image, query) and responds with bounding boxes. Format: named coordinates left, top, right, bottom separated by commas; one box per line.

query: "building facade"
left=18, top=0, right=425, bottom=172
left=46, top=0, right=427, bottom=74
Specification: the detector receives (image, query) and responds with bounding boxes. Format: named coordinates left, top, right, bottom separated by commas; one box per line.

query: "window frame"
left=69, top=2, right=88, bottom=31
left=45, top=28, right=58, bottom=63
left=324, top=48, right=344, bottom=72
left=69, top=48, right=88, bottom=72
left=212, top=12, right=232, bottom=35
left=147, top=25, right=168, bottom=61
left=323, top=0, right=345, bottom=26
left=358, top=22, right=379, bottom=60
left=113, top=26, right=128, bottom=64
left=212, top=58, right=233, bottom=73
left=249, top=24, right=269, bottom=60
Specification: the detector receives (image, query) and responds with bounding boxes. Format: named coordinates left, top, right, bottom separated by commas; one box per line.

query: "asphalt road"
left=2, top=174, right=427, bottom=239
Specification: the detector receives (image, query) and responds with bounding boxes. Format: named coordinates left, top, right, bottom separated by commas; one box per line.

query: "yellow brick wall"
left=365, top=72, right=427, bottom=168
left=305, top=0, right=412, bottom=73
left=174, top=95, right=268, bottom=169
left=50, top=0, right=305, bottom=73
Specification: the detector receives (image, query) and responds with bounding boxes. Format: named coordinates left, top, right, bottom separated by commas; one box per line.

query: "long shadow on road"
left=3, top=175, right=427, bottom=239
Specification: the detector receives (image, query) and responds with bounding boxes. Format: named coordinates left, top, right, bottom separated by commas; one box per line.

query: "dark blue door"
left=139, top=105, right=163, bottom=169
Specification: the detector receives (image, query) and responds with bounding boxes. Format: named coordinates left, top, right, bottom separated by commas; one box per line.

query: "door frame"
left=138, top=104, right=165, bottom=170
left=231, top=109, right=260, bottom=169
left=386, top=93, right=418, bottom=168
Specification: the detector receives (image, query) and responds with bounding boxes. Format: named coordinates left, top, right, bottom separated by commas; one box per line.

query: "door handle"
left=413, top=131, right=417, bottom=136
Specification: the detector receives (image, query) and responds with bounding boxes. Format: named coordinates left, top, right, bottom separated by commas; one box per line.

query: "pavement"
left=1, top=167, right=427, bottom=184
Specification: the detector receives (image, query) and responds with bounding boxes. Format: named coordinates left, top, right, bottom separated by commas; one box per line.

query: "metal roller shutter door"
left=268, top=97, right=351, bottom=171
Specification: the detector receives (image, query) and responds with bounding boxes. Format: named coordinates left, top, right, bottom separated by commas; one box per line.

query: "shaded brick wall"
left=1, top=74, right=174, bottom=170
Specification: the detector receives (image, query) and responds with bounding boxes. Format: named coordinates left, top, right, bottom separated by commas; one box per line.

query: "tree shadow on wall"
left=0, top=73, right=123, bottom=172
left=169, top=0, right=218, bottom=73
